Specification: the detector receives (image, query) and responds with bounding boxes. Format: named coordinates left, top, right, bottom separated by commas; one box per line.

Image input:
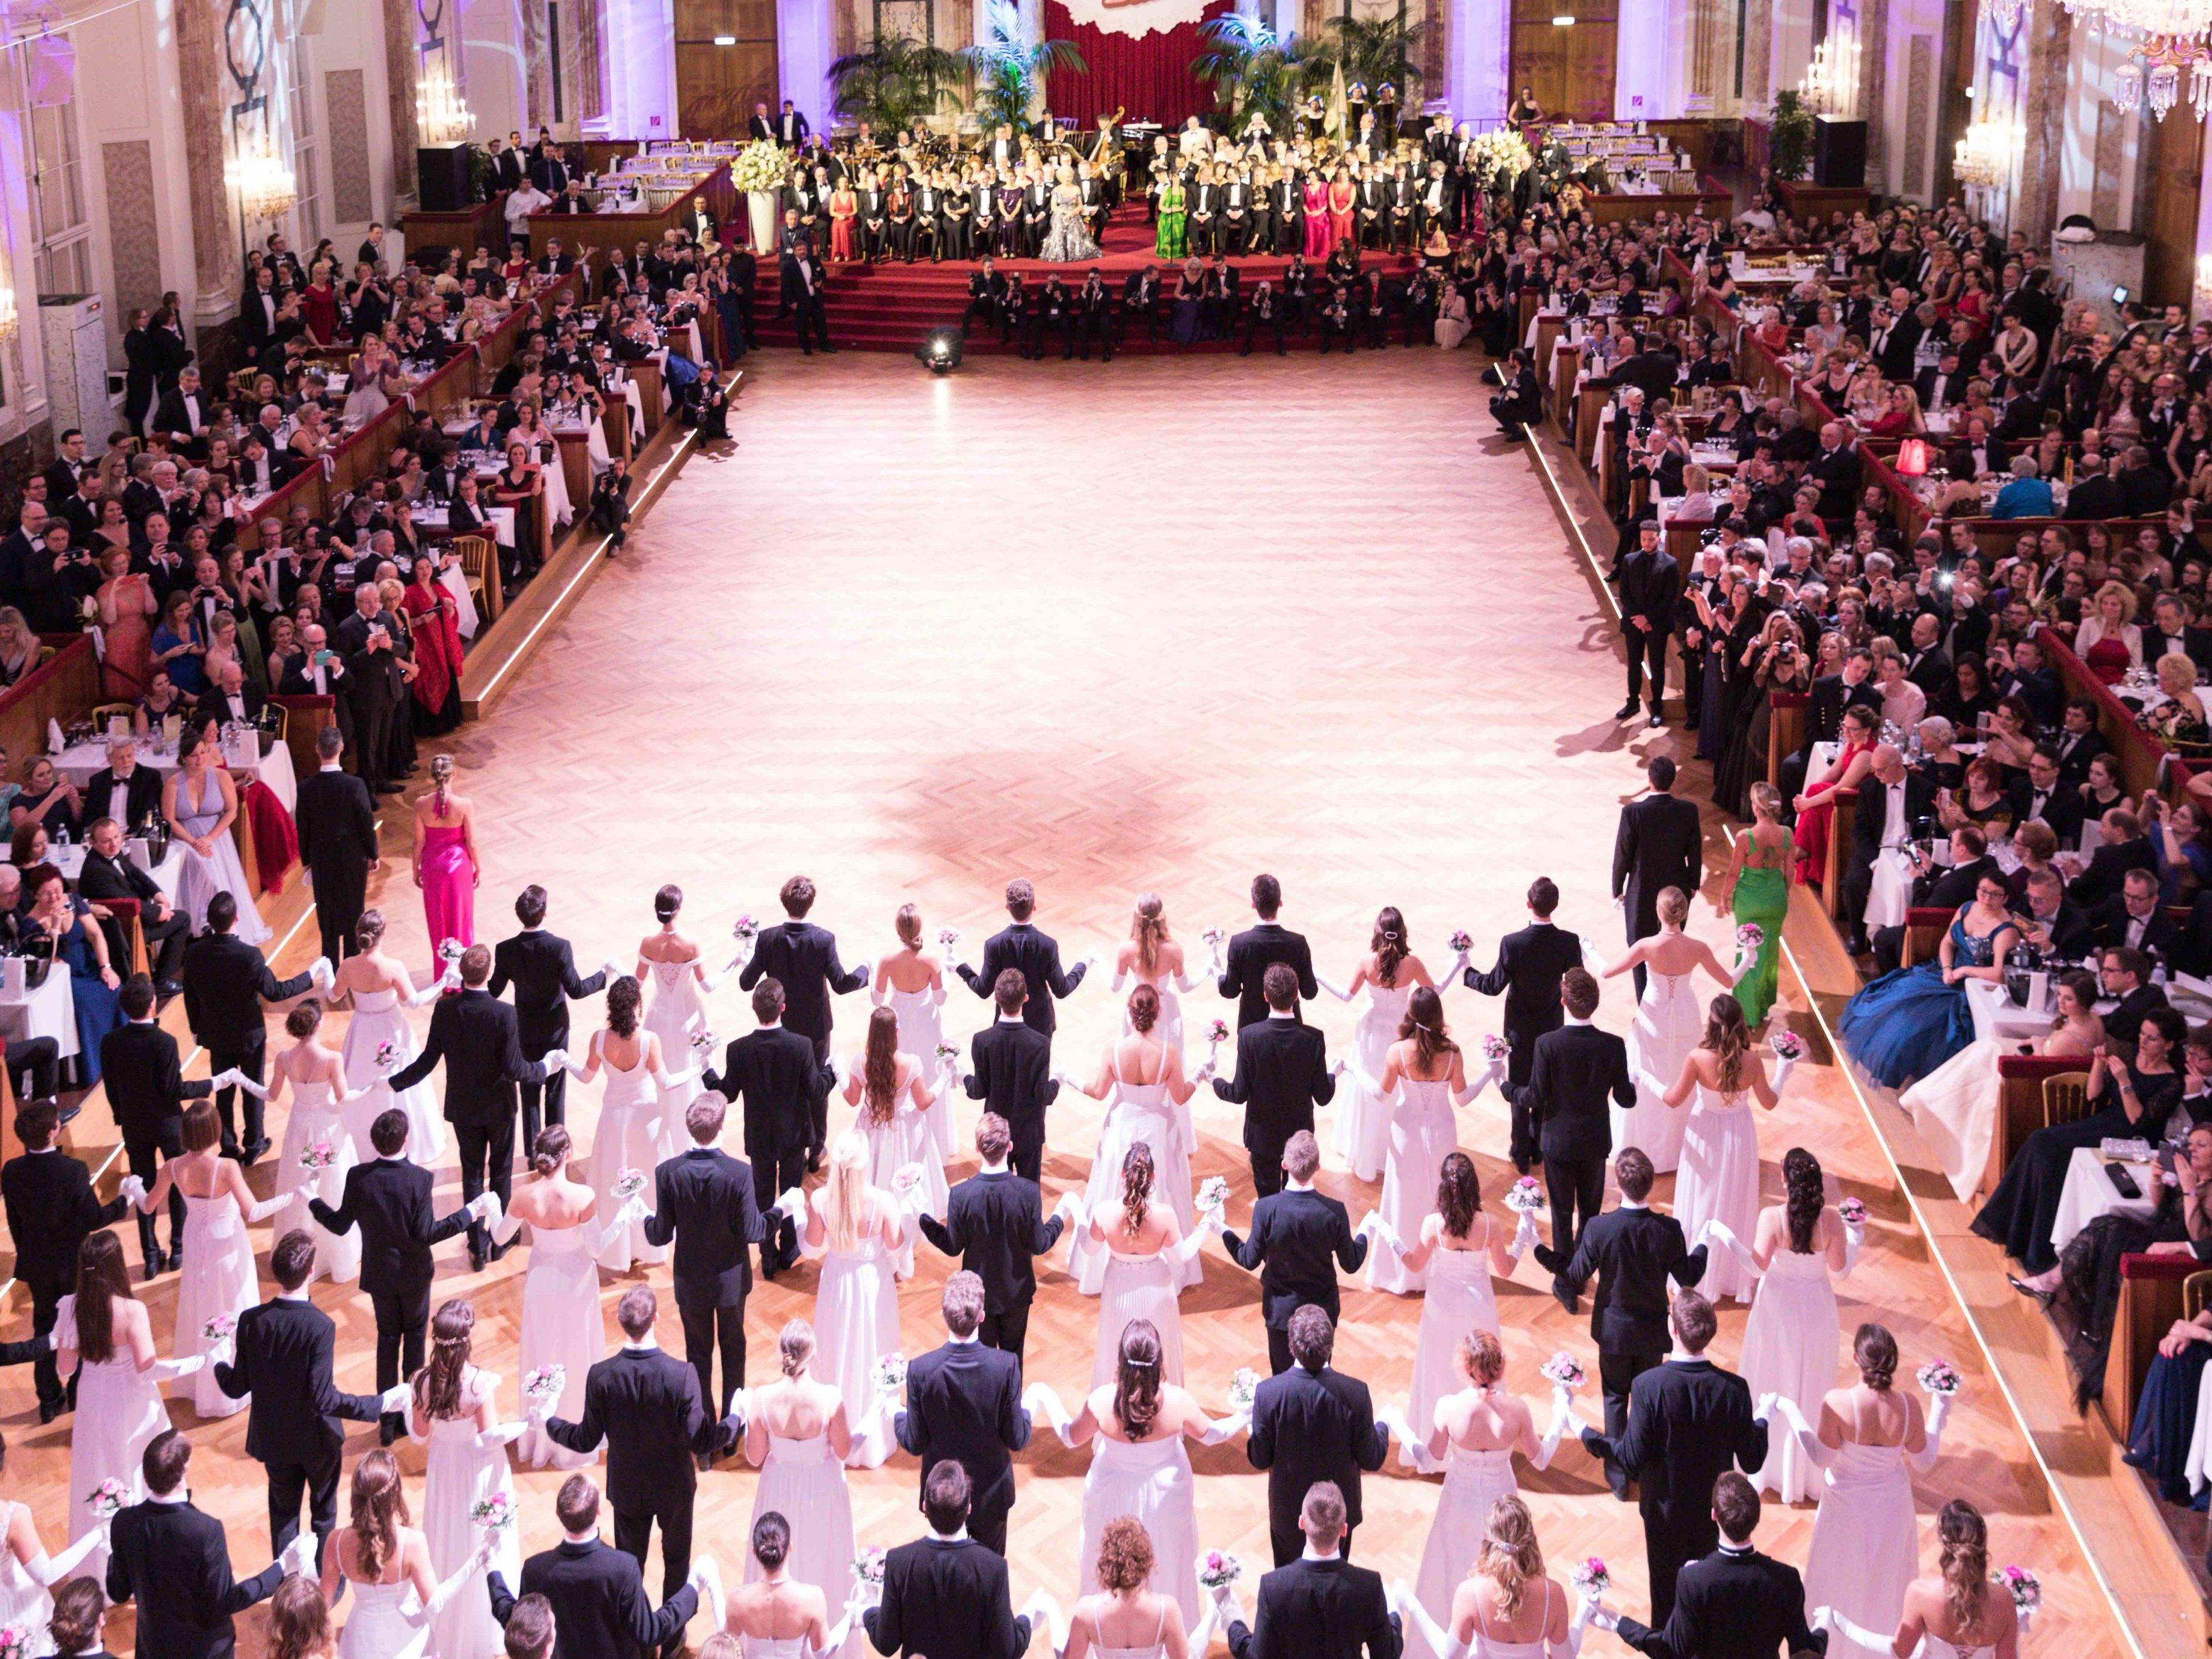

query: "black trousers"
left=1544, top=1154, right=1606, bottom=1271
left=312, top=873, right=365, bottom=972
left=979, top=1299, right=1032, bottom=1367
left=518, top=1026, right=569, bottom=1154
left=1010, top=1138, right=1043, bottom=1183
left=1080, top=312, right=1112, bottom=360
left=208, top=1033, right=269, bottom=1152
left=960, top=298, right=998, bottom=338
left=266, top=1446, right=345, bottom=1565
left=1249, top=1137, right=1286, bottom=1199
left=970, top=1491, right=1012, bottom=1556
left=1270, top=1521, right=1354, bottom=1568
left=349, top=693, right=395, bottom=792
left=371, top=1283, right=431, bottom=1431
left=678, top=1288, right=747, bottom=1418
left=1241, top=312, right=1287, bottom=356
left=454, top=1118, right=515, bottom=1257
left=1503, top=1036, right=1541, bottom=1163
left=27, top=1273, right=68, bottom=1409
left=140, top=908, right=190, bottom=983
left=1644, top=1511, right=1713, bottom=1629
left=1266, top=1320, right=1295, bottom=1375
left=1624, top=625, right=1669, bottom=714
left=1597, top=1348, right=1660, bottom=1500
left=124, top=1123, right=185, bottom=1263
left=751, top=1148, right=805, bottom=1272
left=615, top=1497, right=693, bottom=1605
left=6, top=1035, right=58, bottom=1104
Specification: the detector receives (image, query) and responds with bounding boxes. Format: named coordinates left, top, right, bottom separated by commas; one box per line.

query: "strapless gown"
left=643, top=959, right=708, bottom=1111
left=589, top=1043, right=675, bottom=1270
left=860, top=1075, right=946, bottom=1279
left=1619, top=968, right=1700, bottom=1171
left=1092, top=1248, right=1185, bottom=1389
left=516, top=1222, right=606, bottom=1468
left=1738, top=1245, right=1840, bottom=1503
left=1371, top=1076, right=1457, bottom=1295
left=1403, top=1245, right=1501, bottom=1470
left=417, top=1368, right=521, bottom=1659
left=886, top=983, right=954, bottom=1157
left=57, top=1295, right=167, bottom=1585
left=1337, top=983, right=1410, bottom=1182
left=277, top=1074, right=361, bottom=1283
left=1070, top=1076, right=1199, bottom=1292
left=1080, top=1434, right=1200, bottom=1627
left=173, top=1190, right=258, bottom=1418
left=337, top=1575, right=436, bottom=1659
left=343, top=986, right=444, bottom=1162
left=1673, top=1084, right=1762, bottom=1301
left=814, top=1233, right=897, bottom=1465
left=747, top=1430, right=861, bottom=1655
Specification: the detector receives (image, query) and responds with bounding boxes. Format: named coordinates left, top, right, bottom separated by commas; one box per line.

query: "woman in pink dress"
left=1327, top=166, right=1357, bottom=251
left=96, top=548, right=157, bottom=699
left=411, top=753, right=479, bottom=971
left=1302, top=171, right=1333, bottom=259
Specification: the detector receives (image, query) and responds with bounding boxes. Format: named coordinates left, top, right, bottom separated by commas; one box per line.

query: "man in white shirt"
left=504, top=180, right=553, bottom=238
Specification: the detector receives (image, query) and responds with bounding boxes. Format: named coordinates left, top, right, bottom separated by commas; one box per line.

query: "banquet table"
left=53, top=734, right=299, bottom=816
left=2051, top=1143, right=2163, bottom=1255
left=49, top=839, right=187, bottom=901
left=0, top=968, right=78, bottom=1066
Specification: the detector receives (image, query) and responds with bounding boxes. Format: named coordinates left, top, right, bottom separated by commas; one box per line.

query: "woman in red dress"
left=829, top=182, right=860, bottom=262
left=402, top=557, right=465, bottom=734
left=300, top=260, right=344, bottom=346
left=1327, top=165, right=1357, bottom=250
left=1792, top=703, right=1880, bottom=885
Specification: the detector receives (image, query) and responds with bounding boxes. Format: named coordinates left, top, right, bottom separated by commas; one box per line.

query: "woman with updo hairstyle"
left=330, top=905, right=451, bottom=1164
left=739, top=1322, right=858, bottom=1634
left=637, top=880, right=739, bottom=1126
left=1065, top=979, right=1205, bottom=1296
left=270, top=994, right=369, bottom=1286
left=411, top=753, right=477, bottom=973
left=408, top=1298, right=524, bottom=1658
left=570, top=973, right=696, bottom=1272
left=47, top=1576, right=110, bottom=1658
left=1061, top=1515, right=1204, bottom=1659
left=1660, top=991, right=1783, bottom=1303
left=717, top=1510, right=844, bottom=1657
left=1886, top=1499, right=2018, bottom=1658
left=1112, top=891, right=1200, bottom=1055
left=1369, top=985, right=1489, bottom=1297
left=1321, top=905, right=1440, bottom=1182
left=1075, top=1135, right=1212, bottom=1390
left=1399, top=1492, right=1576, bottom=1659
left=873, top=900, right=953, bottom=1158
left=1731, top=1146, right=1851, bottom=1503
left=316, top=1448, right=492, bottom=1657
left=1602, top=883, right=1734, bottom=1174
left=1790, top=1320, right=1947, bottom=1657
left=1387, top=1152, right=1524, bottom=1470
left=1404, top=1330, right=1571, bottom=1650
left=839, top=1001, right=944, bottom=1279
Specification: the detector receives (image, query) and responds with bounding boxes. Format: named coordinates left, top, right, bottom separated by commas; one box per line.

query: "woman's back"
left=1087, top=1594, right=1172, bottom=1659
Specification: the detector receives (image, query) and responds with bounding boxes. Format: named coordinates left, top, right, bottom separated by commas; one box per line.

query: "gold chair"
left=2188, top=1270, right=2212, bottom=1322
left=90, top=702, right=136, bottom=734
left=450, top=536, right=491, bottom=609
left=2041, top=1071, right=2092, bottom=1129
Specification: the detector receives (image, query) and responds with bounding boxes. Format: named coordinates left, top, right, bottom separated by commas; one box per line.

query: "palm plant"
left=828, top=34, right=964, bottom=134
left=1190, top=13, right=1320, bottom=132
left=960, top=0, right=1087, bottom=131
left=1307, top=11, right=1428, bottom=97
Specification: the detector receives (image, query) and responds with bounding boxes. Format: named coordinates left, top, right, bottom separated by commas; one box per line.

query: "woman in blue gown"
left=2128, top=1298, right=2212, bottom=1504
left=23, top=865, right=122, bottom=1084
left=1837, top=870, right=2018, bottom=1091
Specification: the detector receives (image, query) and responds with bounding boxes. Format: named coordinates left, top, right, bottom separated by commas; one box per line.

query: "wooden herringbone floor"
left=15, top=351, right=2132, bottom=1654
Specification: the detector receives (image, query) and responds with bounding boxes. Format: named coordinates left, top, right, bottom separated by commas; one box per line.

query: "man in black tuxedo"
left=83, top=736, right=164, bottom=830
left=1558, top=1147, right=1708, bottom=1500
left=1217, top=1481, right=1400, bottom=1659
left=642, top=1096, right=769, bottom=1430
left=1840, top=747, right=1937, bottom=957
left=2095, top=866, right=2182, bottom=963
left=1613, top=756, right=1703, bottom=996
left=865, top=1460, right=1033, bottom=1659
left=1616, top=522, right=1680, bottom=727
left=1516, top=968, right=1635, bottom=1307
left=1579, top=1290, right=1768, bottom=1627
left=1465, top=877, right=1584, bottom=1170
left=1224, top=1132, right=1369, bottom=1373
left=490, top=884, right=612, bottom=1151
left=102, top=974, right=213, bottom=1276
left=488, top=1475, right=705, bottom=1659
left=956, top=877, right=1087, bottom=1045
left=1247, top=1305, right=1389, bottom=1566
left=1871, top=826, right=1996, bottom=977
left=703, top=977, right=833, bottom=1273
left=179, top=891, right=317, bottom=1163
left=2018, top=867, right=2097, bottom=962
left=911, top=1113, right=1064, bottom=1364
left=2067, top=810, right=2157, bottom=909
left=209, top=1228, right=400, bottom=1564
left=776, top=99, right=810, bottom=148
left=2, top=1097, right=126, bottom=1417
left=1220, top=873, right=1317, bottom=1028
left=386, top=943, right=558, bottom=1270
left=77, top=816, right=188, bottom=994
left=334, top=583, right=411, bottom=796
left=540, top=1285, right=736, bottom=1618
left=1782, top=648, right=1880, bottom=804
left=1214, top=963, right=1337, bottom=1197
left=1606, top=1473, right=1826, bottom=1658
left=893, top=1271, right=1033, bottom=1555
left=960, top=971, right=1060, bottom=1182
left=105, top=1432, right=294, bottom=1659
left=2050, top=697, right=2108, bottom=785
left=739, top=874, right=866, bottom=1154
left=310, top=1107, right=487, bottom=1442
left=293, top=725, right=378, bottom=969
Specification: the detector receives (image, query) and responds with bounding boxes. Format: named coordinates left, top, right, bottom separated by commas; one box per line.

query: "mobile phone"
left=2105, top=1161, right=2143, bottom=1200
left=2113, top=285, right=2131, bottom=306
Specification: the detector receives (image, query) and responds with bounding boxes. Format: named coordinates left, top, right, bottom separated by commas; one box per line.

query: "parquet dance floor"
left=12, top=351, right=2137, bottom=1653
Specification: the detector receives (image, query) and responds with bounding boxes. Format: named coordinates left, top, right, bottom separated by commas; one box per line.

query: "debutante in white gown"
left=886, top=984, right=954, bottom=1158
left=1369, top=1076, right=1458, bottom=1296
left=1673, top=1084, right=1762, bottom=1301
left=0, top=1501, right=55, bottom=1655
left=417, top=1367, right=522, bottom=1659
left=1091, top=1247, right=1187, bottom=1390
left=515, top=1223, right=607, bottom=1469
left=812, top=1222, right=897, bottom=1466
left=589, top=1033, right=677, bottom=1271
left=1738, top=1243, right=1841, bottom=1503
left=1337, top=983, right=1410, bottom=1183
left=1409, top=1438, right=1521, bottom=1659
left=1403, top=1239, right=1502, bottom=1471
left=337, top=1576, right=436, bottom=1659
left=643, top=958, right=708, bottom=1110
left=1798, top=1439, right=1920, bottom=1659
left=56, top=1295, right=167, bottom=1584
left=343, top=987, right=445, bottom=1163
left=747, top=1431, right=861, bottom=1655
left=1618, top=969, right=1701, bottom=1172
left=172, top=1189, right=260, bottom=1419
left=858, top=1072, right=947, bottom=1280
left=1080, top=1433, right=1200, bottom=1627
left=276, top=1073, right=361, bottom=1284
left=1070, top=1067, right=1199, bottom=1293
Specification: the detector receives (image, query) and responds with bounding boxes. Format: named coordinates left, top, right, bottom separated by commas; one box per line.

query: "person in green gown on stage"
left=1156, top=177, right=1187, bottom=259
left=1727, top=781, right=1793, bottom=1026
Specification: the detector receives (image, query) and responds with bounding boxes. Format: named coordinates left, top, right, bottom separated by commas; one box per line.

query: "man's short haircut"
left=942, top=1270, right=986, bottom=1337
left=976, top=1112, right=1012, bottom=1163
left=1251, top=874, right=1282, bottom=917
left=459, top=943, right=492, bottom=985
left=1300, top=1481, right=1346, bottom=1540
left=2109, top=945, right=2153, bottom=983
left=207, top=891, right=238, bottom=932
left=779, top=875, right=816, bottom=917
left=616, top=1284, right=656, bottom=1340
left=1671, top=1288, right=1718, bottom=1353
left=118, top=974, right=156, bottom=1021
left=143, top=1428, right=190, bottom=1494
left=1953, top=824, right=1988, bottom=860
left=923, top=1459, right=972, bottom=1532
left=1262, top=962, right=1299, bottom=1010
left=685, top=1097, right=726, bottom=1143
left=1287, top=1304, right=1335, bottom=1369
left=1282, top=1129, right=1321, bottom=1182
left=1004, top=878, right=1036, bottom=920
left=555, top=1475, right=600, bottom=1533
left=993, top=968, right=1027, bottom=1014
left=504, top=1593, right=556, bottom=1659
left=515, top=884, right=549, bottom=926
left=13, top=1099, right=56, bottom=1149
left=370, top=1107, right=410, bottom=1157
left=1614, top=1146, right=1655, bottom=1202
left=1527, top=877, right=1560, bottom=917
left=752, top=977, right=786, bottom=1022
left=1562, top=966, right=1600, bottom=1020
left=271, top=1228, right=318, bottom=1290
left=1647, top=756, right=1677, bottom=791
left=1713, top=1471, right=1759, bottom=1542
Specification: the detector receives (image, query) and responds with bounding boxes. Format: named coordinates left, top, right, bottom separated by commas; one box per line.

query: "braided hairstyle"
left=1782, top=1146, right=1824, bottom=1255
left=428, top=753, right=453, bottom=816
left=349, top=1449, right=408, bottom=1582
left=1131, top=892, right=1169, bottom=976
left=1120, top=1141, right=1155, bottom=1240
left=1937, top=1499, right=1991, bottom=1638
left=1436, top=1151, right=1481, bottom=1240
left=1372, top=906, right=1408, bottom=988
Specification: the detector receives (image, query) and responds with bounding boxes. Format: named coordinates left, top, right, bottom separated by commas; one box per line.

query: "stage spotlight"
left=917, top=326, right=963, bottom=375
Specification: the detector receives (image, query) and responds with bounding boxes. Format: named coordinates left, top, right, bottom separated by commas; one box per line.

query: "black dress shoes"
left=1615, top=701, right=1641, bottom=720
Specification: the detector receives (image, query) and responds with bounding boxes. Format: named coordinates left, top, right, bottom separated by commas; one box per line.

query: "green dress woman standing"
left=1156, top=179, right=1187, bottom=259
left=1728, top=780, right=1793, bottom=1027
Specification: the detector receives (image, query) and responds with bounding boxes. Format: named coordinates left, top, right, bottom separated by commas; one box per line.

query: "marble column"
left=385, top=0, right=423, bottom=197
left=2013, top=0, right=2071, bottom=246
left=776, top=0, right=838, bottom=131
left=176, top=0, right=240, bottom=326
left=1861, top=0, right=1889, bottom=187
left=1447, top=0, right=1505, bottom=122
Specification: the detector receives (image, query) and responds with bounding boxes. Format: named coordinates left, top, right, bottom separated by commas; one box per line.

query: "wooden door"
left=675, top=0, right=780, bottom=139
left=2138, top=109, right=2205, bottom=307
left=1508, top=0, right=1617, bottom=123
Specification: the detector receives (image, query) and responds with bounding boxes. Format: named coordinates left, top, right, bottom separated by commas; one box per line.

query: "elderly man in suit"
left=894, top=1271, right=1033, bottom=1553
left=105, top=1431, right=300, bottom=1659
left=490, top=1474, right=708, bottom=1659
left=1216, top=1482, right=1400, bottom=1659
left=865, top=1460, right=1033, bottom=1659
left=1246, top=1306, right=1390, bottom=1567
left=1224, top=1132, right=1369, bottom=1373
left=1840, top=745, right=1937, bottom=958
left=1613, top=756, right=1703, bottom=997
left=739, top=874, right=867, bottom=1160
left=77, top=815, right=188, bottom=996
left=1214, top=963, right=1337, bottom=1197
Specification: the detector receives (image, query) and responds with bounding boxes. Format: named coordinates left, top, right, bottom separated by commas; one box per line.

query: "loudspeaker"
left=1813, top=117, right=1867, bottom=190
left=418, top=145, right=474, bottom=213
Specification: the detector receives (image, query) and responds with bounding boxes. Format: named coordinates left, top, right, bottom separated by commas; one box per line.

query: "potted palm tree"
left=961, top=0, right=1087, bottom=133
left=829, top=33, right=962, bottom=135
left=1306, top=11, right=1427, bottom=115
left=1191, top=13, right=1318, bottom=137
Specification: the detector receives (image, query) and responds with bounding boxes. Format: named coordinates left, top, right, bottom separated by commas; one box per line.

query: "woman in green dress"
left=1728, top=780, right=1793, bottom=1027
left=1156, top=176, right=1187, bottom=259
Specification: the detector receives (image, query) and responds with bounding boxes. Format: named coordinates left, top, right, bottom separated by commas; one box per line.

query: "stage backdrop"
left=1044, top=0, right=1232, bottom=132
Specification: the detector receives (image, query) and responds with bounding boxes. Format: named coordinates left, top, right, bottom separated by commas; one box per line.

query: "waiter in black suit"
left=911, top=1112, right=1064, bottom=1363
left=2, top=1096, right=127, bottom=1417
left=1223, top=1131, right=1368, bottom=1373
left=1616, top=523, right=1680, bottom=727
left=77, top=816, right=188, bottom=992
left=209, top=1228, right=398, bottom=1564
left=955, top=877, right=1087, bottom=1044
left=704, top=977, right=834, bottom=1273
left=488, top=1475, right=704, bottom=1659
left=894, top=1272, right=1033, bottom=1554
left=1613, top=757, right=1704, bottom=997
left=864, top=1461, right=1033, bottom=1659
left=1214, top=963, right=1337, bottom=1196
left=1606, top=1473, right=1827, bottom=1658
left=1463, top=877, right=1584, bottom=1171
left=101, top=974, right=213, bottom=1276
left=1558, top=1147, right=1708, bottom=1499
left=293, top=724, right=379, bottom=969
left=739, top=874, right=868, bottom=1155
left=1247, top=1305, right=1389, bottom=1565
left=642, top=1095, right=769, bottom=1426
left=490, top=884, right=612, bottom=1151
left=1579, top=1290, right=1768, bottom=1627
left=1220, top=874, right=1317, bottom=1028
left=105, top=1432, right=293, bottom=1659
left=385, top=943, right=557, bottom=1270
left=1514, top=968, right=1635, bottom=1304
left=1217, top=1480, right=1400, bottom=1659
left=179, top=891, right=317, bottom=1163
left=960, top=971, right=1060, bottom=1182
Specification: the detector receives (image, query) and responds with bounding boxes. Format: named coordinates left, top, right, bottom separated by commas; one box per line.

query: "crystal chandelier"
left=226, top=135, right=298, bottom=220
left=1990, top=0, right=2027, bottom=25
left=417, top=61, right=473, bottom=145
left=1953, top=117, right=2018, bottom=186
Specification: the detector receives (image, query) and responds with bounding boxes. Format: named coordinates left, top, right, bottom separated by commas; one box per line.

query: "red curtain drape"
left=1043, top=1, right=1231, bottom=132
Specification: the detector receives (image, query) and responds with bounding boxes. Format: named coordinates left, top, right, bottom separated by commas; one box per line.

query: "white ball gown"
left=1086, top=1221, right=1205, bottom=1389
left=1736, top=1239, right=1841, bottom=1503
left=342, top=986, right=445, bottom=1163
left=1078, top=1429, right=1201, bottom=1628
left=1369, top=1076, right=1460, bottom=1296
left=1899, top=1038, right=2005, bottom=1203
left=55, top=1295, right=168, bottom=1584
left=857, top=1069, right=947, bottom=1279
left=1671, top=1083, right=1762, bottom=1301
left=416, top=1366, right=523, bottom=1659
left=1069, top=1066, right=1200, bottom=1294
left=589, top=1031, right=680, bottom=1271
left=1798, top=1436, right=1921, bottom=1659
left=337, top=1576, right=437, bottom=1659
left=1408, top=1439, right=1520, bottom=1659
left=276, top=1072, right=361, bottom=1284
left=510, top=1219, right=609, bottom=1469
left=643, top=957, right=709, bottom=1110
left=171, top=1186, right=263, bottom=1419
left=0, top=1501, right=55, bottom=1656
left=885, top=982, right=956, bottom=1158
left=747, top=1430, right=861, bottom=1657
left=1337, top=983, right=1411, bottom=1183
left=810, top=1202, right=899, bottom=1468
left=1618, top=968, right=1702, bottom=1172
left=1402, top=1237, right=1502, bottom=1471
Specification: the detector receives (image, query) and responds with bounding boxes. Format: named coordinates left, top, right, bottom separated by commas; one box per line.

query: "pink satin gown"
left=1303, top=180, right=1333, bottom=258
left=420, top=822, right=475, bottom=970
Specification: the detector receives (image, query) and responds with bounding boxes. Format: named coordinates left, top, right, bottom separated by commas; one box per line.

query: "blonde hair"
left=778, top=1318, right=816, bottom=1377
left=1476, top=1494, right=1545, bottom=1622
left=1749, top=782, right=1783, bottom=822
left=1657, top=886, right=1690, bottom=926
left=821, top=1132, right=871, bottom=1253
left=1131, top=892, right=1168, bottom=976
left=2093, top=579, right=2138, bottom=626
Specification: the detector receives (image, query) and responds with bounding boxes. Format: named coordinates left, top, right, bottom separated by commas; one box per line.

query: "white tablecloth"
left=54, top=736, right=298, bottom=817
left=49, top=840, right=187, bottom=901
left=1968, top=975, right=2060, bottom=1045
left=2051, top=1144, right=2161, bottom=1254
left=0, top=968, right=78, bottom=1062
left=414, top=504, right=519, bottom=555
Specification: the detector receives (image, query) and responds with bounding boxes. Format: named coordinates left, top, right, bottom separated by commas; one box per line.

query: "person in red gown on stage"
left=1327, top=165, right=1357, bottom=250
left=1303, top=172, right=1333, bottom=258
left=412, top=753, right=479, bottom=969
left=402, top=558, right=465, bottom=734
left=830, top=181, right=860, bottom=262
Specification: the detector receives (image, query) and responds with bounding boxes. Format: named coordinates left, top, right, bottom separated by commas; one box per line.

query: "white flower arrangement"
left=84, top=1479, right=128, bottom=1520
left=1201, top=927, right=1226, bottom=948
left=1196, top=1175, right=1231, bottom=1214
left=853, top=1547, right=888, bottom=1592
left=1467, top=129, right=1534, bottom=188
left=1539, top=1352, right=1587, bottom=1390
left=202, top=1313, right=238, bottom=1345
left=437, top=938, right=465, bottom=965
left=938, top=927, right=962, bottom=948
left=524, top=1364, right=567, bottom=1406
left=1226, top=1367, right=1260, bottom=1412
left=874, top=1352, right=909, bottom=1396
left=612, top=1168, right=648, bottom=1203
left=1505, top=1177, right=1546, bottom=1214
left=732, top=141, right=793, bottom=194
left=936, top=1041, right=960, bottom=1064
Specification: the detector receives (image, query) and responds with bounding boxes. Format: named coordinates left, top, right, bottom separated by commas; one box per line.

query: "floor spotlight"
left=917, top=326, right=963, bottom=375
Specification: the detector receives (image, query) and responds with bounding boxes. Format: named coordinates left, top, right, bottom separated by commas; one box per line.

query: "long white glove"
left=406, top=968, right=462, bottom=1007
left=1771, top=1054, right=1798, bottom=1093
left=1770, top=1395, right=1838, bottom=1470
left=1696, top=1219, right=1761, bottom=1279
left=1209, top=1580, right=1247, bottom=1633
left=1840, top=1214, right=1865, bottom=1278
left=153, top=1353, right=207, bottom=1384
left=1357, top=1210, right=1406, bottom=1258
left=21, top=1520, right=110, bottom=1586
left=245, top=1191, right=290, bottom=1224
left=1022, top=1381, right=1078, bottom=1446
left=419, top=1536, right=499, bottom=1620
left=1908, top=1390, right=1953, bottom=1473
left=1313, top=971, right=1354, bottom=1003
left=1169, top=1217, right=1214, bottom=1266
left=1375, top=1404, right=1417, bottom=1450
left=468, top=1190, right=503, bottom=1226
left=491, top=1208, right=527, bottom=1248
left=473, top=1418, right=530, bottom=1451
left=1810, top=1607, right=1893, bottom=1652
left=1191, top=1408, right=1250, bottom=1447
left=308, top=956, right=335, bottom=991
left=380, top=1383, right=413, bottom=1416
left=1018, top=1588, right=1070, bottom=1657
left=602, top=956, right=628, bottom=983
left=214, top=1069, right=269, bottom=1100
left=1505, top=1210, right=1539, bottom=1264
left=1052, top=1191, right=1089, bottom=1235
left=1531, top=1388, right=1572, bottom=1471
left=1452, top=1067, right=1495, bottom=1106
left=1389, top=1580, right=1468, bottom=1659
left=1580, top=941, right=1608, bottom=977
left=699, top=954, right=744, bottom=993
left=119, top=1173, right=148, bottom=1209
left=690, top=1554, right=726, bottom=1634
left=1730, top=945, right=1759, bottom=989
